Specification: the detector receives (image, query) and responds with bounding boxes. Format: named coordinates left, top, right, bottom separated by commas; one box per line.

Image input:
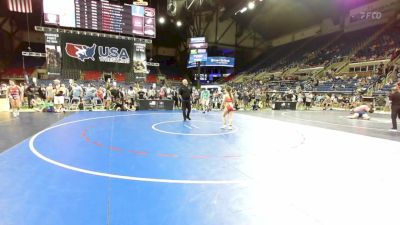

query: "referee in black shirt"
left=389, top=84, right=400, bottom=131
left=179, top=79, right=192, bottom=121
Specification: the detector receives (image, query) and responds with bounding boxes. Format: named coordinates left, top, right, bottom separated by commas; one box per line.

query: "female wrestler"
left=7, top=80, right=23, bottom=117
left=221, top=87, right=235, bottom=130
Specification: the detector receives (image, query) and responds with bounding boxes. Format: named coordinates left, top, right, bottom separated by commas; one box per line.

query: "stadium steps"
left=304, top=32, right=343, bottom=64
left=270, top=36, right=317, bottom=70
left=282, top=66, right=299, bottom=77
left=367, top=48, right=400, bottom=95
left=333, top=60, right=350, bottom=74
left=314, top=60, right=349, bottom=79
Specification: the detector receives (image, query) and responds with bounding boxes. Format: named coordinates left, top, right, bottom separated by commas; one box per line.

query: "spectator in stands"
left=127, top=86, right=136, bottom=109
left=71, top=83, right=83, bottom=101
left=110, top=86, right=126, bottom=111
left=46, top=83, right=54, bottom=102
left=305, top=92, right=313, bottom=110
left=297, top=92, right=304, bottom=110
left=25, top=82, right=37, bottom=109
left=200, top=88, right=211, bottom=113
left=391, top=48, right=400, bottom=61
left=38, top=84, right=46, bottom=100
left=192, top=88, right=200, bottom=109
left=172, top=88, right=179, bottom=108
left=104, top=88, right=112, bottom=110
left=389, top=85, right=400, bottom=131
left=53, top=79, right=65, bottom=113
left=19, top=83, right=26, bottom=102
left=84, top=84, right=97, bottom=101
left=242, top=90, right=250, bottom=110
left=60, top=84, right=69, bottom=100
left=96, top=86, right=105, bottom=102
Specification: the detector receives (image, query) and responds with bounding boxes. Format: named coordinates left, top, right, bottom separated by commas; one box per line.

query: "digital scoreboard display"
left=43, top=0, right=156, bottom=38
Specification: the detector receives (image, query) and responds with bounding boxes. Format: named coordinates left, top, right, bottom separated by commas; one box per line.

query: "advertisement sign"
left=189, top=42, right=208, bottom=49
left=190, top=49, right=207, bottom=55
left=189, top=53, right=208, bottom=62
left=207, top=57, right=235, bottom=67
left=144, top=7, right=156, bottom=38
left=133, top=43, right=147, bottom=73
left=60, top=33, right=133, bottom=72
left=187, top=57, right=235, bottom=68
left=189, top=37, right=206, bottom=43
left=45, top=32, right=62, bottom=75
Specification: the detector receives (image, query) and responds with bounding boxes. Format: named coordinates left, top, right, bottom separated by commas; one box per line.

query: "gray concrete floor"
left=0, top=112, right=72, bottom=152
left=239, top=109, right=400, bottom=142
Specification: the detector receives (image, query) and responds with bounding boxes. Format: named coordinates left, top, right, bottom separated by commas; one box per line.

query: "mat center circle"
left=152, top=120, right=238, bottom=136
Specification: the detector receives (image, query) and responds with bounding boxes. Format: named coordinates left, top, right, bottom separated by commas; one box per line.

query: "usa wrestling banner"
left=60, top=33, right=133, bottom=72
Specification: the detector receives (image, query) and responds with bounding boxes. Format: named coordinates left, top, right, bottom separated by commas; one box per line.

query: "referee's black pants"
left=391, top=105, right=400, bottom=129
left=182, top=100, right=191, bottom=120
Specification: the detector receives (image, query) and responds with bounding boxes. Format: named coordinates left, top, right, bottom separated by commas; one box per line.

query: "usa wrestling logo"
left=65, top=43, right=96, bottom=62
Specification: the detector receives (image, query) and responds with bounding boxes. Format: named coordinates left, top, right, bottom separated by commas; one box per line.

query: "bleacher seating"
left=0, top=67, right=35, bottom=78
left=146, top=74, right=158, bottom=83
left=245, top=38, right=311, bottom=73
left=355, top=23, right=400, bottom=61
left=113, top=73, right=126, bottom=82
left=308, top=25, right=383, bottom=66
left=83, top=71, right=102, bottom=80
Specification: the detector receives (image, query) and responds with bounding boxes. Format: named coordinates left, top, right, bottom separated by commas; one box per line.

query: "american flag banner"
left=7, top=0, right=33, bottom=13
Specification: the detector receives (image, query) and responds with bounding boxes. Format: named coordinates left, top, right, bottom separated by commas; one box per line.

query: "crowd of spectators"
left=225, top=64, right=400, bottom=111
left=0, top=78, right=232, bottom=112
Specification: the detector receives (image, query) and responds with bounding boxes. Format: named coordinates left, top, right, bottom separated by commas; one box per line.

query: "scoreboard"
left=43, top=0, right=156, bottom=38
left=74, top=0, right=131, bottom=34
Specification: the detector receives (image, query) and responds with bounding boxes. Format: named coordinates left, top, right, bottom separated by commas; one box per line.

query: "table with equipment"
left=137, top=99, right=174, bottom=110
left=272, top=101, right=297, bottom=110
left=0, top=97, right=10, bottom=112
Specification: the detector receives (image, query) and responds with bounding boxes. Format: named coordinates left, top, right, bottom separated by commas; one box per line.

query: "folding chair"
left=69, top=97, right=81, bottom=111
left=93, top=97, right=104, bottom=110
left=82, top=98, right=94, bottom=111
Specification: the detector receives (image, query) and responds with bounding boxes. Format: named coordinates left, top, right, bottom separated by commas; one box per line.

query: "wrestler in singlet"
left=221, top=87, right=234, bottom=130
left=8, top=80, right=22, bottom=117
left=9, top=85, right=21, bottom=100
left=225, top=95, right=234, bottom=112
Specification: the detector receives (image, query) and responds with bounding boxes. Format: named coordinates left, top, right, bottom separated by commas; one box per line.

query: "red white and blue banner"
left=60, top=33, right=133, bottom=72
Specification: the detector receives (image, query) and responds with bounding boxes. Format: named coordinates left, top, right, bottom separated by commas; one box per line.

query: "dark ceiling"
left=218, top=0, right=377, bottom=39
left=0, top=0, right=377, bottom=45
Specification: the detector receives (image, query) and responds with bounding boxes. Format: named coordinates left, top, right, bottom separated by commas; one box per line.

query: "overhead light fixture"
left=159, top=17, right=165, bottom=24
left=240, top=7, right=248, bottom=13
left=176, top=20, right=182, bottom=27
left=248, top=1, right=255, bottom=10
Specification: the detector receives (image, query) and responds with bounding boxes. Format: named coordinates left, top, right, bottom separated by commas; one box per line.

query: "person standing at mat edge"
left=179, top=79, right=192, bottom=121
left=389, top=84, right=400, bottom=132
left=221, top=87, right=235, bottom=130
